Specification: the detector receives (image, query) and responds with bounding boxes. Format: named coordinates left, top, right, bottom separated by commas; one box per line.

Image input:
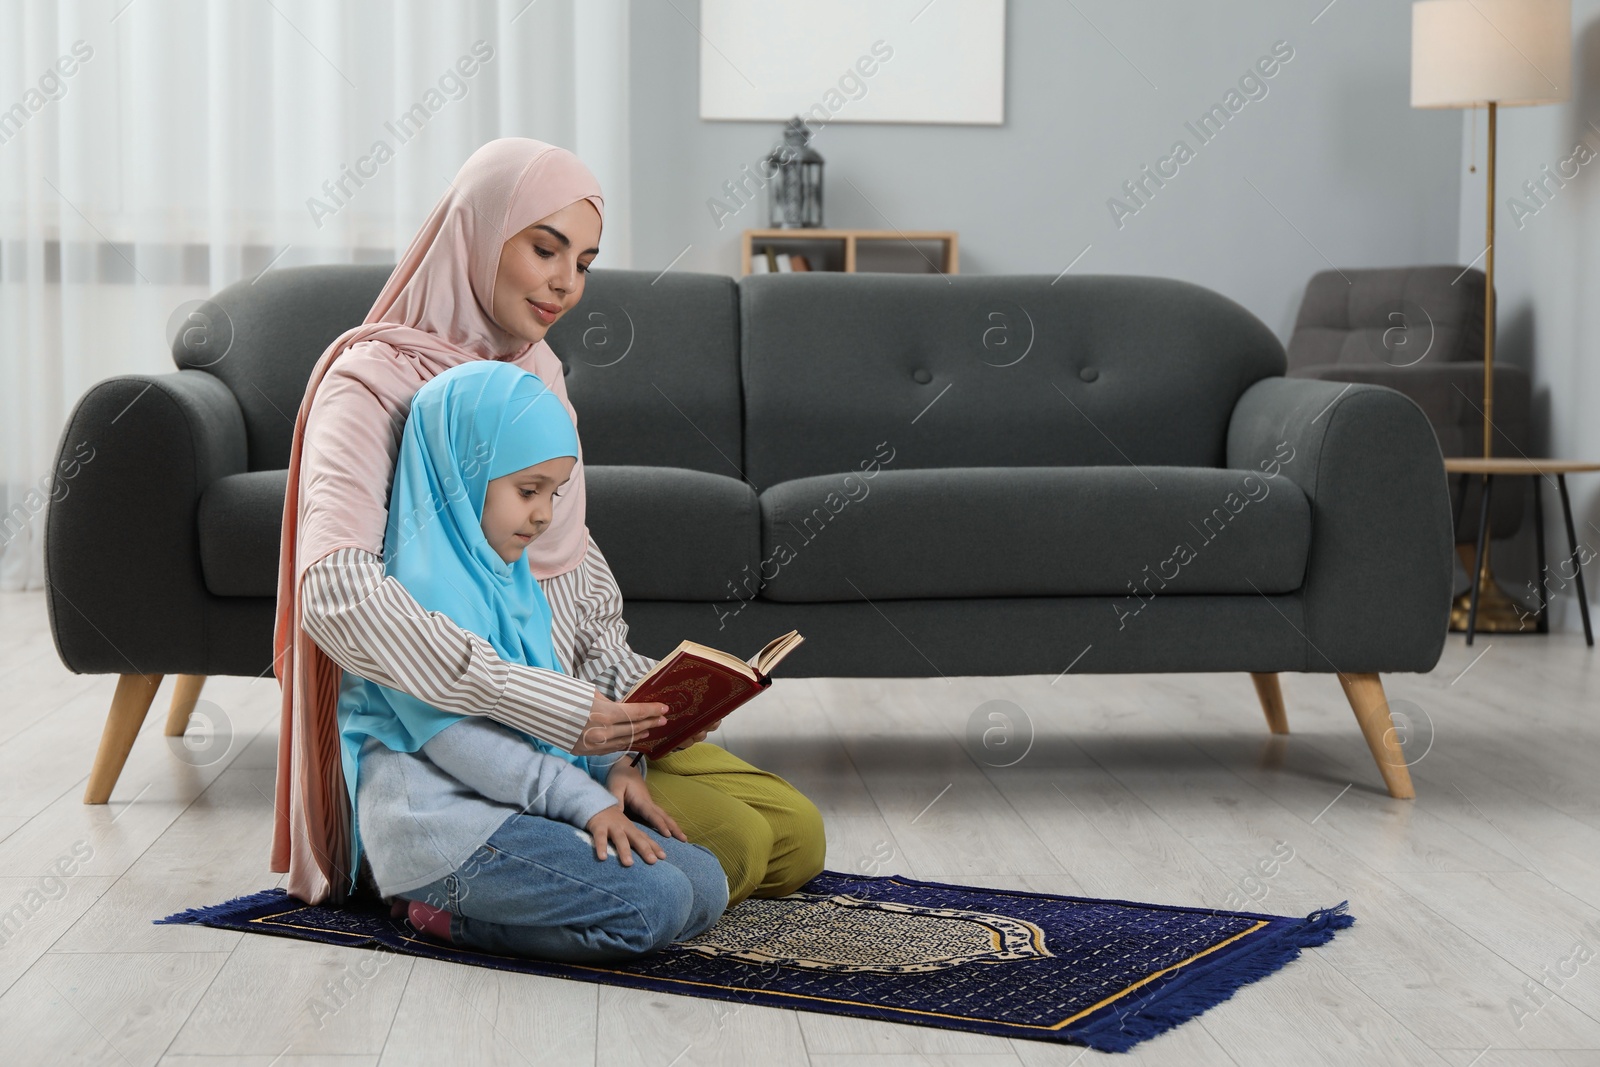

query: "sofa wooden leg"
left=1250, top=672, right=1289, bottom=734
left=164, top=674, right=207, bottom=737
left=84, top=673, right=164, bottom=804
left=1336, top=672, right=1415, bottom=799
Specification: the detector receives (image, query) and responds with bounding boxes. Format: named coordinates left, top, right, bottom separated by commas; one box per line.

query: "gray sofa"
left=47, top=266, right=1454, bottom=805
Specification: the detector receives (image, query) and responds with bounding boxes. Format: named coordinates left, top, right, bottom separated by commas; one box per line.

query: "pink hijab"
left=271, top=138, right=604, bottom=904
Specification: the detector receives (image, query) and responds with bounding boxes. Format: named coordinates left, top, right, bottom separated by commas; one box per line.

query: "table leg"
left=1534, top=475, right=1548, bottom=634
left=1467, top=473, right=1494, bottom=645
left=1557, top=474, right=1594, bottom=648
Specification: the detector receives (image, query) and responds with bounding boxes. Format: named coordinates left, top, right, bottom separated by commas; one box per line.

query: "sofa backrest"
left=738, top=273, right=1286, bottom=488
left=181, top=264, right=393, bottom=471
left=545, top=269, right=743, bottom=474
left=182, top=265, right=742, bottom=476
left=1287, top=265, right=1487, bottom=371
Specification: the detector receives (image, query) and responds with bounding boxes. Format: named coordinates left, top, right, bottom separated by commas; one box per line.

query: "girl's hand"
left=607, top=761, right=688, bottom=842
left=584, top=805, right=666, bottom=866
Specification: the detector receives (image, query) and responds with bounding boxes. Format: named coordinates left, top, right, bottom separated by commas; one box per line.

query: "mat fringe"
left=155, top=888, right=292, bottom=926
left=1074, top=901, right=1354, bottom=1053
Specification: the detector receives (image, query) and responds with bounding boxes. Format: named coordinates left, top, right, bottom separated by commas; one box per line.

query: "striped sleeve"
left=552, top=535, right=659, bottom=775
left=299, top=547, right=595, bottom=750
left=568, top=536, right=660, bottom=702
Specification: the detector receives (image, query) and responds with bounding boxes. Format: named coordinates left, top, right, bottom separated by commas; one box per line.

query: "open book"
left=622, top=630, right=805, bottom=760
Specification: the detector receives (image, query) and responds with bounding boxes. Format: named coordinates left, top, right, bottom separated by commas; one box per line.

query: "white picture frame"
left=698, top=0, right=1007, bottom=126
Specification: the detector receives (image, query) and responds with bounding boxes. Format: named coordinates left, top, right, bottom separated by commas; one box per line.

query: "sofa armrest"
left=1290, top=361, right=1530, bottom=456
left=1292, top=362, right=1530, bottom=541
left=1227, top=377, right=1453, bottom=673
left=45, top=370, right=248, bottom=675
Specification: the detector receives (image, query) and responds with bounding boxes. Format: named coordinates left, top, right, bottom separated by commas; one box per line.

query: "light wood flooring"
left=3, top=586, right=1599, bottom=1066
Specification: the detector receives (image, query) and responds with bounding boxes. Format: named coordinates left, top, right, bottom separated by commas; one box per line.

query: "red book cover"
left=622, top=631, right=803, bottom=759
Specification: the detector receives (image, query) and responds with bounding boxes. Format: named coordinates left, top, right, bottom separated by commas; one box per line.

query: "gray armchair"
left=1287, top=266, right=1530, bottom=543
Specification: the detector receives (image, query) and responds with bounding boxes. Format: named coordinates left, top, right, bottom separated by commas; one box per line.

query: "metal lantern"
left=766, top=116, right=824, bottom=229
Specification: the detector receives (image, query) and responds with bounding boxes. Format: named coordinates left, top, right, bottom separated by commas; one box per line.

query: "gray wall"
left=629, top=0, right=1463, bottom=342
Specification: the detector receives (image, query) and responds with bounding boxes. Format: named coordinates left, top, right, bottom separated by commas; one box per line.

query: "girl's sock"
left=406, top=899, right=454, bottom=943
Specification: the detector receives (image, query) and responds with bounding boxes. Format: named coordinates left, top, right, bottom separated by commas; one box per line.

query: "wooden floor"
left=5, top=587, right=1600, bottom=1066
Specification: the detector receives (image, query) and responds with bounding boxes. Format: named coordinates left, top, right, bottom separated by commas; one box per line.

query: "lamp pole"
left=1412, top=0, right=1572, bottom=634
left=1483, top=100, right=1496, bottom=460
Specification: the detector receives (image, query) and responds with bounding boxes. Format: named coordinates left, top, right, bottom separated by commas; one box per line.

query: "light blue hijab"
left=335, top=359, right=589, bottom=881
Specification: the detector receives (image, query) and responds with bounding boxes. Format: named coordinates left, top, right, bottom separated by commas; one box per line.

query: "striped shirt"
left=300, top=534, right=659, bottom=753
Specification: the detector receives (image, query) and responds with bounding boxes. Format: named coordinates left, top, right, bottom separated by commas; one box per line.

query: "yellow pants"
left=645, top=743, right=826, bottom=907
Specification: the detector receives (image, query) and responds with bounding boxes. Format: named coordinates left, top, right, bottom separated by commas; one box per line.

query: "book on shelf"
left=748, top=247, right=817, bottom=274
left=622, top=630, right=805, bottom=760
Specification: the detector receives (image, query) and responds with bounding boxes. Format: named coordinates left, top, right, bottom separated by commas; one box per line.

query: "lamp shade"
left=1412, top=0, right=1571, bottom=108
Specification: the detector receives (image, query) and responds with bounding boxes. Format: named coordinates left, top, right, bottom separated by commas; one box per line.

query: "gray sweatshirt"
left=355, top=716, right=639, bottom=897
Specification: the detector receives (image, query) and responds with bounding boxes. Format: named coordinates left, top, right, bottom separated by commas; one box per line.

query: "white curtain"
left=0, top=0, right=633, bottom=590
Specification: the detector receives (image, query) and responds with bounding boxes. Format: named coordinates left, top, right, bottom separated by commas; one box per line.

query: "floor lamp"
left=1411, top=0, right=1571, bottom=631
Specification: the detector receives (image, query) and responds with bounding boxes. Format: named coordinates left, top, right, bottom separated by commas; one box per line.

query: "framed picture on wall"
left=698, top=0, right=1007, bottom=126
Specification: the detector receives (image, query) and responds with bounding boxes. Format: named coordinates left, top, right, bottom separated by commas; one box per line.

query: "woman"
left=272, top=137, right=825, bottom=907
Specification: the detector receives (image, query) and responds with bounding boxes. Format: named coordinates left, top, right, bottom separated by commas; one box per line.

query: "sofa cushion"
left=549, top=271, right=744, bottom=475
left=182, top=265, right=394, bottom=473
left=756, top=465, right=1310, bottom=601
left=198, top=470, right=289, bottom=597
left=739, top=272, right=1286, bottom=488
left=583, top=465, right=760, bottom=601
left=189, top=266, right=743, bottom=477
left=196, top=465, right=760, bottom=603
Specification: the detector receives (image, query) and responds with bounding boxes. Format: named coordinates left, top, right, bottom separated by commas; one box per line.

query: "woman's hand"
left=584, top=805, right=666, bottom=867
left=668, top=718, right=721, bottom=753
left=607, top=761, right=687, bottom=842
left=572, top=692, right=668, bottom=755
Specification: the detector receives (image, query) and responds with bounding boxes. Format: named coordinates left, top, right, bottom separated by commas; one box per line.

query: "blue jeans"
left=402, top=813, right=729, bottom=962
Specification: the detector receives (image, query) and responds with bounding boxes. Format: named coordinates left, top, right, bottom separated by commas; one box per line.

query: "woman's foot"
left=405, top=899, right=453, bottom=944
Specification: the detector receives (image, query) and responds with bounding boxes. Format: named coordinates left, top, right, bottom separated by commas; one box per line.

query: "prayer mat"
left=158, top=870, right=1353, bottom=1052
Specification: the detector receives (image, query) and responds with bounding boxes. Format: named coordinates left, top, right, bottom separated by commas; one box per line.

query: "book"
left=790, top=254, right=812, bottom=271
left=622, top=630, right=805, bottom=759
left=776, top=253, right=793, bottom=272
left=763, top=245, right=779, bottom=273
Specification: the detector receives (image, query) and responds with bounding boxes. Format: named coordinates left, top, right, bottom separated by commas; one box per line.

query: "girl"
left=274, top=138, right=824, bottom=908
left=339, top=360, right=726, bottom=959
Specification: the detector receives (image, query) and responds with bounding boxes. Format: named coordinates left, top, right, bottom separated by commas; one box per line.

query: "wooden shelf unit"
left=741, top=228, right=958, bottom=276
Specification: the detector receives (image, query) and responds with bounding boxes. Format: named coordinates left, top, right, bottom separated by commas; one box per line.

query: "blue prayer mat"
left=158, top=870, right=1353, bottom=1053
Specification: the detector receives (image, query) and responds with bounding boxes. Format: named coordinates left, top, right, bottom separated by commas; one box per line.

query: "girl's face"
left=480, top=456, right=577, bottom=563
left=489, top=200, right=601, bottom=344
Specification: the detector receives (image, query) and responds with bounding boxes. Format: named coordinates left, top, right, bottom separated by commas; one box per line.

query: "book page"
left=749, top=630, right=804, bottom=675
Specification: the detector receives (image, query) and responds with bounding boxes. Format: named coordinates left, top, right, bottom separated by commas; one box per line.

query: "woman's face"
left=479, top=456, right=577, bottom=563
left=490, top=200, right=601, bottom=345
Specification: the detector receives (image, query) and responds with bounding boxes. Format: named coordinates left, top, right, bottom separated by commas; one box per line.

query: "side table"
left=1444, top=457, right=1597, bottom=647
